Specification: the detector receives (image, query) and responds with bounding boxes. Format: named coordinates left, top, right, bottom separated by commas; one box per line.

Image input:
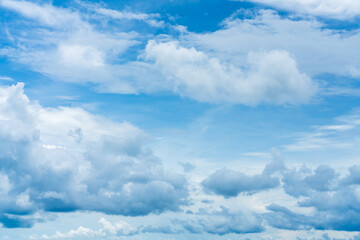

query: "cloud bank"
left=0, top=83, right=188, bottom=228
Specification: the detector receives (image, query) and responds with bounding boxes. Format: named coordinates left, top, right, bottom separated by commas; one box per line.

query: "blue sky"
left=1, top=0, right=360, bottom=239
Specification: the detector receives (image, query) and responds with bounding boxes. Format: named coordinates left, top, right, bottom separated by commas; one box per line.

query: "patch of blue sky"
left=80, top=0, right=258, bottom=32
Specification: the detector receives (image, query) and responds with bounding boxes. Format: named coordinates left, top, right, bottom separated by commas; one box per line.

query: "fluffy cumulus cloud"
left=145, top=40, right=315, bottom=105
left=200, top=156, right=360, bottom=232
left=242, top=0, right=360, bottom=19
left=263, top=163, right=360, bottom=231
left=0, top=83, right=188, bottom=228
left=202, top=156, right=285, bottom=197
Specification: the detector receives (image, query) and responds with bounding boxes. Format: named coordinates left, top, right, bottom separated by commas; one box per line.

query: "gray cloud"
left=266, top=164, right=360, bottom=232
left=0, top=83, right=188, bottom=228
left=202, top=157, right=284, bottom=197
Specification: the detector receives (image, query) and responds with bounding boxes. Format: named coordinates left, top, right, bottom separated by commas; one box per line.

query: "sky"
left=1, top=0, right=360, bottom=239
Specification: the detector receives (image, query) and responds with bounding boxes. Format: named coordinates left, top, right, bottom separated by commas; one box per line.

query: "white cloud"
left=58, top=44, right=104, bottom=68
left=43, top=226, right=104, bottom=239
left=145, top=40, right=316, bottom=105
left=0, top=0, right=84, bottom=28
left=0, top=83, right=188, bottom=227
left=98, top=217, right=136, bottom=235
left=0, top=0, right=140, bottom=92
left=3, top=1, right=360, bottom=104
left=0, top=76, right=13, bottom=82
left=41, top=217, right=137, bottom=239
left=95, top=7, right=164, bottom=27
left=185, top=10, right=360, bottom=79
left=242, top=0, right=360, bottom=19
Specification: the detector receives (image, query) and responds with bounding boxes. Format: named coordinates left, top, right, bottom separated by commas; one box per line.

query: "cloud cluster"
left=202, top=155, right=285, bottom=197
left=42, top=207, right=264, bottom=239
left=0, top=0, right=322, bottom=105
left=186, top=9, right=360, bottom=80
left=242, top=0, right=360, bottom=19
left=267, top=164, right=360, bottom=231
left=145, top=40, right=315, bottom=105
left=2, top=1, right=360, bottom=105
left=202, top=155, right=360, bottom=232
left=0, top=83, right=188, bottom=228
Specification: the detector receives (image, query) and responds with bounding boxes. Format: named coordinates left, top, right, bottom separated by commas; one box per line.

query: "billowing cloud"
left=2, top=1, right=360, bottom=105
left=265, top=164, right=360, bottom=231
left=200, top=152, right=360, bottom=232
left=1, top=1, right=323, bottom=105
left=202, top=157, right=285, bottom=197
left=145, top=40, right=316, bottom=105
left=282, top=165, right=337, bottom=197
left=0, top=83, right=188, bottom=228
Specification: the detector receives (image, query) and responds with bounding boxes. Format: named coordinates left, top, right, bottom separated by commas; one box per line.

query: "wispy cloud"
left=0, top=76, right=13, bottom=81
left=283, top=110, right=360, bottom=151
left=237, top=0, right=360, bottom=19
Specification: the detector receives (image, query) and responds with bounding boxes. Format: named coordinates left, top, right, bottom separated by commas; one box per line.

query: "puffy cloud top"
left=0, top=83, right=188, bottom=228
left=145, top=40, right=317, bottom=105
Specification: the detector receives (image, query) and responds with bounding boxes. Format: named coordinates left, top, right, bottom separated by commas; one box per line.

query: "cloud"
left=283, top=110, right=360, bottom=152
left=265, top=194, right=360, bottom=232
left=3, top=2, right=360, bottom=105
left=178, top=162, right=196, bottom=172
left=241, top=0, right=360, bottom=19
left=41, top=217, right=137, bottom=239
left=1, top=2, right=321, bottom=105
left=282, top=165, right=337, bottom=197
left=265, top=163, right=360, bottom=231
left=42, top=208, right=263, bottom=238
left=200, top=148, right=360, bottom=233
left=145, top=40, right=316, bottom=105
left=0, top=0, right=142, bottom=92
left=202, top=156, right=285, bottom=197
left=95, top=7, right=164, bottom=27
left=0, top=76, right=13, bottom=82
left=185, top=10, right=360, bottom=80
left=0, top=83, right=188, bottom=228
left=175, top=207, right=264, bottom=235
left=340, top=165, right=360, bottom=186
left=0, top=0, right=84, bottom=28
